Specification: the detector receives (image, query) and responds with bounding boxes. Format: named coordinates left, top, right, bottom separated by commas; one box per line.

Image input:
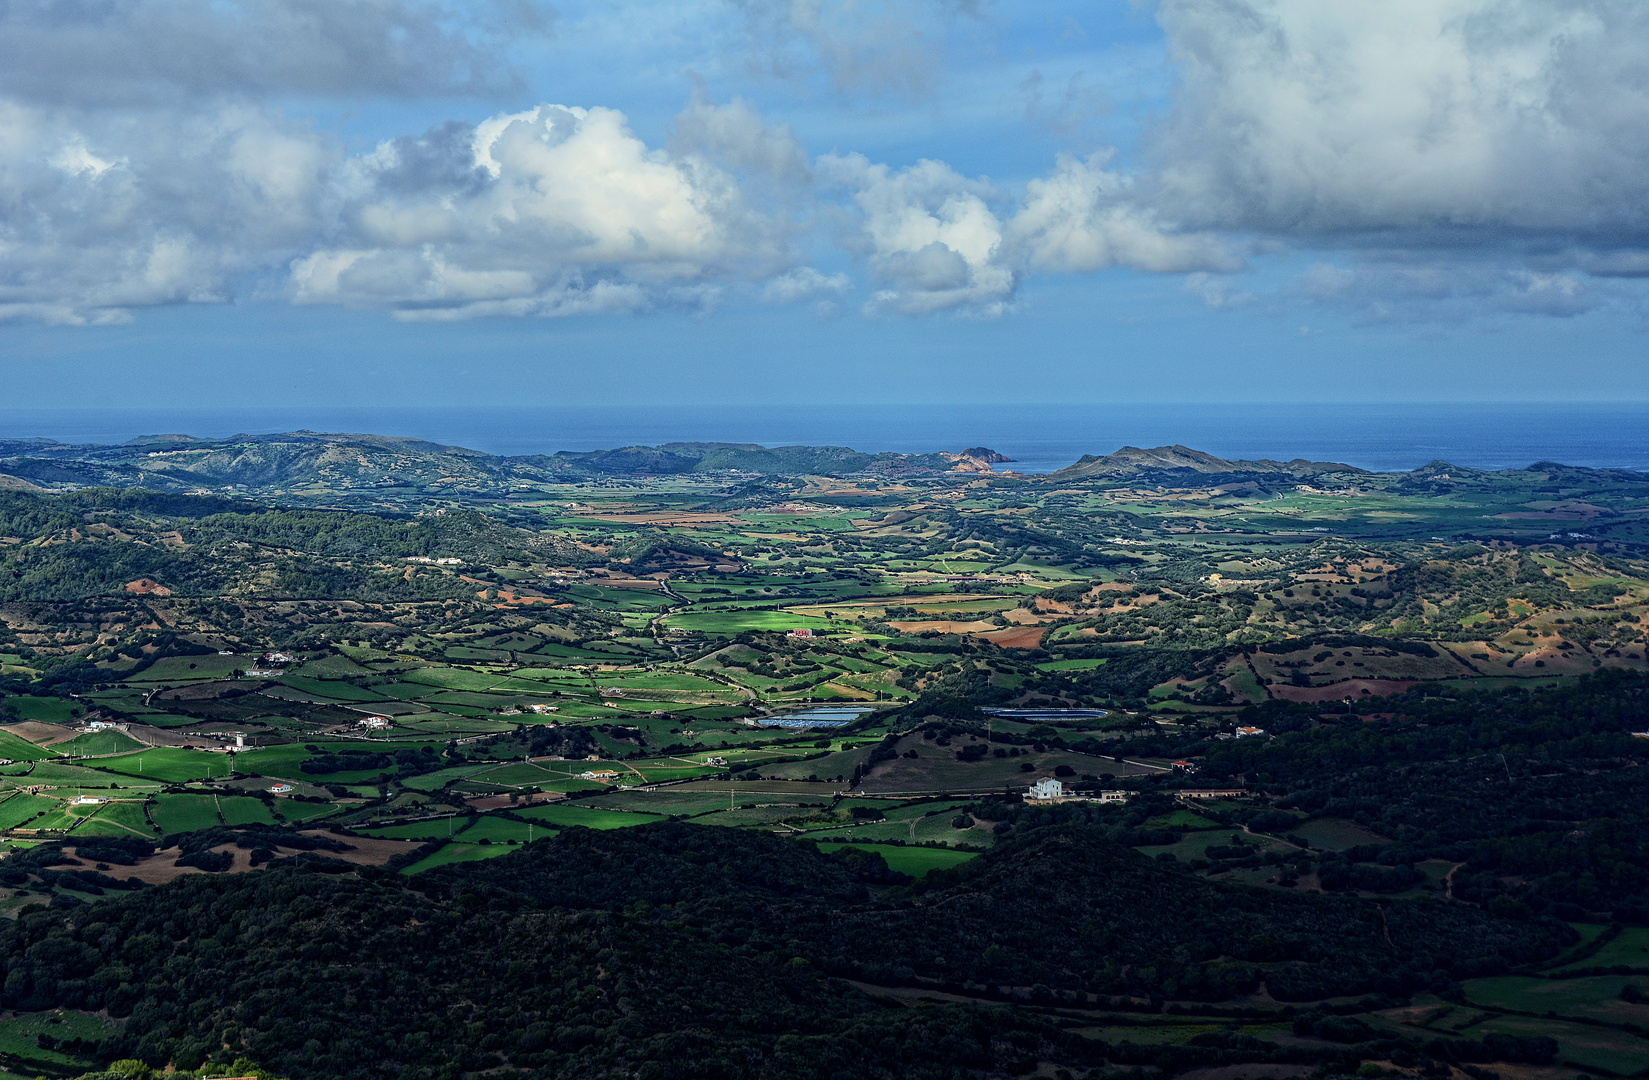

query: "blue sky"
left=2, top=0, right=1648, bottom=408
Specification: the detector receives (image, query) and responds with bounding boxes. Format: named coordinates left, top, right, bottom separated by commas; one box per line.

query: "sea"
left=0, top=403, right=1645, bottom=475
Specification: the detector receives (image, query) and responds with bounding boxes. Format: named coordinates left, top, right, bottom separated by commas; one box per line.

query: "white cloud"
left=819, top=153, right=1014, bottom=315
left=0, top=101, right=333, bottom=324
left=292, top=103, right=792, bottom=319
left=761, top=267, right=850, bottom=304
left=1154, top=0, right=1649, bottom=245
left=819, top=148, right=1234, bottom=316
left=669, top=94, right=812, bottom=186
left=1010, top=152, right=1235, bottom=275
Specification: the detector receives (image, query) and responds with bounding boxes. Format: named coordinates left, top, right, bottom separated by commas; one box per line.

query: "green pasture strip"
left=1554, top=926, right=1649, bottom=972
left=467, top=761, right=584, bottom=787
left=1465, top=974, right=1649, bottom=1026
left=29, top=807, right=93, bottom=832
left=810, top=842, right=978, bottom=877
left=278, top=675, right=387, bottom=702
left=98, top=748, right=230, bottom=783
left=273, top=800, right=338, bottom=824
left=878, top=799, right=972, bottom=821
left=0, top=794, right=60, bottom=830
left=56, top=730, right=147, bottom=757
left=533, top=643, right=628, bottom=660
left=665, top=609, right=855, bottom=634
left=456, top=816, right=556, bottom=843
left=150, top=794, right=223, bottom=834
left=1036, top=658, right=1111, bottom=672
left=399, top=763, right=498, bottom=792
left=1463, top=1013, right=1649, bottom=1074
left=126, top=655, right=246, bottom=682
left=0, top=730, right=60, bottom=761
left=296, top=655, right=373, bottom=677
left=1, top=696, right=80, bottom=724
left=397, top=667, right=505, bottom=691
left=218, top=796, right=276, bottom=826
left=589, top=672, right=730, bottom=693
left=361, top=819, right=465, bottom=842
left=80, top=800, right=153, bottom=835
left=0, top=1010, right=119, bottom=1067
left=515, top=804, right=664, bottom=830
left=27, top=760, right=149, bottom=786
left=400, top=843, right=514, bottom=875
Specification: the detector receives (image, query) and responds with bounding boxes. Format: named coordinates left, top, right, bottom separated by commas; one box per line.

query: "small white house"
left=1027, top=778, right=1065, bottom=800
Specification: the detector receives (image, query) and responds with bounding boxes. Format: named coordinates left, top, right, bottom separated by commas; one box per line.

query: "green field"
left=273, top=800, right=339, bottom=824
left=1462, top=1011, right=1649, bottom=1074
left=150, top=794, right=223, bottom=833
left=812, top=842, right=978, bottom=877
left=1035, top=658, right=1111, bottom=671
left=279, top=675, right=387, bottom=702
left=127, top=655, right=246, bottom=682
left=233, top=741, right=446, bottom=784
left=665, top=609, right=853, bottom=634
left=515, top=804, right=664, bottom=830
left=76, top=800, right=154, bottom=837
left=1, top=696, right=80, bottom=724
left=1465, top=974, right=1649, bottom=1026
left=0, top=1010, right=119, bottom=1068
left=0, top=729, right=60, bottom=761
left=0, top=794, right=59, bottom=830
left=362, top=818, right=466, bottom=842
left=456, top=815, right=556, bottom=843
left=56, top=729, right=147, bottom=757
left=218, top=796, right=276, bottom=826
left=398, top=667, right=507, bottom=691
left=98, top=747, right=230, bottom=782
left=399, top=842, right=515, bottom=875
left=1555, top=926, right=1649, bottom=972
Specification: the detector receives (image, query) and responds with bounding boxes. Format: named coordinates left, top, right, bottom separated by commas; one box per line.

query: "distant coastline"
left=0, top=401, right=1646, bottom=475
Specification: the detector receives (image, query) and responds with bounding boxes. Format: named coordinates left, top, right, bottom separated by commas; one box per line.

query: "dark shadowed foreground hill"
left=0, top=823, right=1562, bottom=1080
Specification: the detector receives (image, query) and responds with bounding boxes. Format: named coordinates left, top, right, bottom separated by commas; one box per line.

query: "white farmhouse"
left=1027, top=778, right=1065, bottom=800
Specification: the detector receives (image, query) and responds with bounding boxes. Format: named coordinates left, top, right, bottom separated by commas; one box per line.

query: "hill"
left=1050, top=444, right=1364, bottom=480
left=0, top=433, right=1005, bottom=498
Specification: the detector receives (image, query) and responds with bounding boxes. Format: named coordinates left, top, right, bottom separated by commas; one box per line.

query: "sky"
left=3, top=0, right=1649, bottom=408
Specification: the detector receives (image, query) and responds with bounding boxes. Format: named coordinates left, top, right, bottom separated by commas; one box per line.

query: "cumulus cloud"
left=0, top=102, right=334, bottom=324
left=1009, top=153, right=1235, bottom=275
left=1139, top=0, right=1649, bottom=319
left=819, top=154, right=1014, bottom=315
left=761, top=267, right=851, bottom=304
left=670, top=94, right=812, bottom=187
left=1153, top=0, right=1649, bottom=247
left=818, top=150, right=1231, bottom=315
left=292, top=104, right=792, bottom=319
left=8, top=0, right=1649, bottom=327
left=0, top=0, right=548, bottom=106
